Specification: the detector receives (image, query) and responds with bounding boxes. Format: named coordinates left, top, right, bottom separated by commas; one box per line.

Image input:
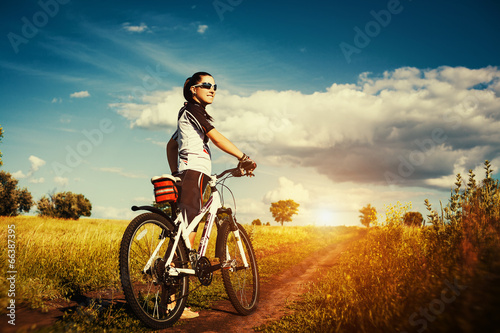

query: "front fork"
left=215, top=209, right=250, bottom=269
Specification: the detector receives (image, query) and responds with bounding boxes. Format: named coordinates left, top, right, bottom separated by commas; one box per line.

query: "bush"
left=260, top=160, right=500, bottom=333
left=37, top=191, right=92, bottom=220
left=251, top=219, right=262, bottom=226
left=0, top=171, right=33, bottom=216
left=403, top=211, right=423, bottom=227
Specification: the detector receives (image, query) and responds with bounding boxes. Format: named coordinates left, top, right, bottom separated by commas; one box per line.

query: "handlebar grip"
left=216, top=168, right=240, bottom=179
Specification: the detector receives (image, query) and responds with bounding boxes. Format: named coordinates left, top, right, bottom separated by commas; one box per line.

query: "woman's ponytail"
left=183, top=77, right=194, bottom=102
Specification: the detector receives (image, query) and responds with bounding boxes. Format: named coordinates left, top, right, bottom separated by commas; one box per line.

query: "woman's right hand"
left=237, top=154, right=257, bottom=176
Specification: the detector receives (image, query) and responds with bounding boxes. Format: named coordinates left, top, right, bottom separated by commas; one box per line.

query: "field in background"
left=259, top=165, right=500, bottom=333
left=0, top=215, right=359, bottom=315
left=0, top=216, right=127, bottom=311
left=3, top=161, right=498, bottom=333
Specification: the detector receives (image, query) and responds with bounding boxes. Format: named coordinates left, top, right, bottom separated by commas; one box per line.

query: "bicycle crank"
left=195, top=256, right=213, bottom=286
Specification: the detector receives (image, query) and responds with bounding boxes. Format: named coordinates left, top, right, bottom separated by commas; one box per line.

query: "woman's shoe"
left=180, top=307, right=199, bottom=319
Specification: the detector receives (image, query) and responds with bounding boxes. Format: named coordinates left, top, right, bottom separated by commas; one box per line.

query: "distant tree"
left=403, top=212, right=424, bottom=227
left=153, top=202, right=173, bottom=217
left=265, top=222, right=270, bottom=226
left=270, top=199, right=299, bottom=226
left=251, top=219, right=262, bottom=226
left=0, top=171, right=33, bottom=216
left=359, top=204, right=377, bottom=228
left=37, top=191, right=92, bottom=220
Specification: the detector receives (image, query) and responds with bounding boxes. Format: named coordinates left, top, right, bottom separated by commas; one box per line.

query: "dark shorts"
left=177, top=169, right=210, bottom=232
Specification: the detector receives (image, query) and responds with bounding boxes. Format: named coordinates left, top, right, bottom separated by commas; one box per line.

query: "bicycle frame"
left=142, top=172, right=249, bottom=277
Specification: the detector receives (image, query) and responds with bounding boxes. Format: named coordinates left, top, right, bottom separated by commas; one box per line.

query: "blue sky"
left=1, top=0, right=500, bottom=226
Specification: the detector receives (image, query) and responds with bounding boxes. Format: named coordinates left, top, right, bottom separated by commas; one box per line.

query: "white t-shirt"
left=171, top=102, right=214, bottom=175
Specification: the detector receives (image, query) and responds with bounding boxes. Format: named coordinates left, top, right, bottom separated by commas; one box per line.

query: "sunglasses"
left=193, top=82, right=217, bottom=91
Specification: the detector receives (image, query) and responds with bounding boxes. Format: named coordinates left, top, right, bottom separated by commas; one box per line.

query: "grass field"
left=0, top=216, right=128, bottom=311
left=259, top=164, right=500, bottom=333
left=1, top=162, right=498, bottom=332
left=0, top=214, right=359, bottom=332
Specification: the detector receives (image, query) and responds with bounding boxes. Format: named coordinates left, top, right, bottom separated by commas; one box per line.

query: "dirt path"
left=3, top=234, right=360, bottom=333
left=166, top=236, right=355, bottom=333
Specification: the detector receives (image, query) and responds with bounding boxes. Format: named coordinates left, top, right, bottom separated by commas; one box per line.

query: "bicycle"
left=119, top=167, right=260, bottom=329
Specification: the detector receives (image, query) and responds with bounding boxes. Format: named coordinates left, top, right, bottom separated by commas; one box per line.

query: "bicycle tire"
left=119, top=213, right=189, bottom=329
left=220, top=221, right=260, bottom=315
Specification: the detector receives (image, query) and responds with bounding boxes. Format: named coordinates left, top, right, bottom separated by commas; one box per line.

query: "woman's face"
left=191, top=75, right=216, bottom=107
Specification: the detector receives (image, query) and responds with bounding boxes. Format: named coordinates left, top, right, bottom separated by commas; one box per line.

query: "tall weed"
left=260, top=160, right=500, bottom=332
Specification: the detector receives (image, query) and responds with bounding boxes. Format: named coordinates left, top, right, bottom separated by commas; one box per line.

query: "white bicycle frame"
left=142, top=173, right=249, bottom=277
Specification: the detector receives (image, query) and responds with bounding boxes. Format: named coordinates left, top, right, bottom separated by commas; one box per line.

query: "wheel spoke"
left=221, top=223, right=259, bottom=315
left=119, top=214, right=190, bottom=329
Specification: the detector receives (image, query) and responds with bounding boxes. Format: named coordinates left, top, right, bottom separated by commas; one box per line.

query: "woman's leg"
left=177, top=170, right=209, bottom=247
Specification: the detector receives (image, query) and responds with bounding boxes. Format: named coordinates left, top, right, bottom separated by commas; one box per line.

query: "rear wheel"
left=119, top=213, right=189, bottom=329
left=220, top=221, right=260, bottom=315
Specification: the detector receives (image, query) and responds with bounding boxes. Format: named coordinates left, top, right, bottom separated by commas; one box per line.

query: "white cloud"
left=54, top=176, right=68, bottom=186
left=123, top=22, right=148, bottom=33
left=51, top=97, right=62, bottom=103
left=29, top=155, right=46, bottom=172
left=110, top=88, right=184, bottom=129
left=197, top=24, right=208, bottom=34
left=70, top=91, right=90, bottom=98
left=29, top=177, right=45, bottom=184
left=12, top=170, right=26, bottom=179
left=95, top=167, right=146, bottom=179
left=113, top=66, right=500, bottom=189
left=11, top=155, right=46, bottom=180
left=263, top=177, right=310, bottom=204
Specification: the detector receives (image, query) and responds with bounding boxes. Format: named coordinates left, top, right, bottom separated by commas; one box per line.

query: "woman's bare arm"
left=207, top=128, right=244, bottom=160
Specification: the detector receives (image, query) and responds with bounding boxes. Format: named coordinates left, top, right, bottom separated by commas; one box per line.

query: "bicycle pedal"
left=221, top=261, right=233, bottom=269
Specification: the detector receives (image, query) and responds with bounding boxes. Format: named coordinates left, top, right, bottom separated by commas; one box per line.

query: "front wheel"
left=119, top=213, right=189, bottom=329
left=220, top=221, right=260, bottom=315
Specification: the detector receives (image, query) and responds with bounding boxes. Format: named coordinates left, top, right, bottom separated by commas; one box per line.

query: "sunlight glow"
left=317, top=209, right=335, bottom=226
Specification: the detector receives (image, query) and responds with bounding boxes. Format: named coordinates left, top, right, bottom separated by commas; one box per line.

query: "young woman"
left=166, top=72, right=256, bottom=248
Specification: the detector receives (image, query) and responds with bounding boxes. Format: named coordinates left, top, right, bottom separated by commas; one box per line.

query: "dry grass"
left=0, top=215, right=358, bottom=316
left=260, top=161, right=500, bottom=332
left=0, top=216, right=128, bottom=311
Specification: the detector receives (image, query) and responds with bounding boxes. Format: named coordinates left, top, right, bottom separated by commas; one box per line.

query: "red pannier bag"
left=151, top=174, right=179, bottom=203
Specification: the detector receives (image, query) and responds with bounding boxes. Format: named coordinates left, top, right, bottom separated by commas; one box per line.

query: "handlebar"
left=216, top=168, right=241, bottom=179
left=216, top=166, right=255, bottom=179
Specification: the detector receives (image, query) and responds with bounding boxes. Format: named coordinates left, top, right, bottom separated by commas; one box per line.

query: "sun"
left=317, top=209, right=335, bottom=226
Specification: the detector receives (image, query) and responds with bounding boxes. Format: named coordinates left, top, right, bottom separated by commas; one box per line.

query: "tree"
left=0, top=171, right=33, bottom=216
left=251, top=219, right=262, bottom=226
left=359, top=204, right=377, bottom=228
left=403, top=212, right=424, bottom=227
left=153, top=201, right=173, bottom=217
left=37, top=191, right=92, bottom=220
left=270, top=199, right=299, bottom=226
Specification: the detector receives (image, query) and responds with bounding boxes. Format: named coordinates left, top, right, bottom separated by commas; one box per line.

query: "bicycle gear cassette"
left=195, top=256, right=213, bottom=286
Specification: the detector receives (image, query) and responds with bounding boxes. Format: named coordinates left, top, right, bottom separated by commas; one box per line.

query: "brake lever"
left=233, top=167, right=255, bottom=177
left=244, top=169, right=255, bottom=177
